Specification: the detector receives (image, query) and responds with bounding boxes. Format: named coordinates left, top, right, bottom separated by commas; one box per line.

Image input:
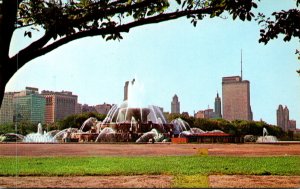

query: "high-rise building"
left=82, top=104, right=97, bottom=113
left=171, top=94, right=180, bottom=114
left=277, top=105, right=284, bottom=130
left=214, top=92, right=222, bottom=118
left=41, top=90, right=77, bottom=123
left=283, top=106, right=289, bottom=131
left=95, top=103, right=112, bottom=115
left=0, top=92, right=15, bottom=124
left=124, top=81, right=129, bottom=101
left=289, top=120, right=296, bottom=131
left=13, top=87, right=45, bottom=124
left=277, top=105, right=296, bottom=132
left=75, top=103, right=82, bottom=114
left=194, top=109, right=214, bottom=119
left=222, top=76, right=252, bottom=121
left=124, top=79, right=135, bottom=101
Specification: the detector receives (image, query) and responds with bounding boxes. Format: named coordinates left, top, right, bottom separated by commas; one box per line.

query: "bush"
left=57, top=112, right=106, bottom=130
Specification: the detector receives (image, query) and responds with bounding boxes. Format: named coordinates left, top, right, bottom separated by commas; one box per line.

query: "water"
left=256, top=135, right=278, bottom=142
left=79, top=117, right=97, bottom=132
left=23, top=123, right=57, bottom=143
left=256, top=127, right=278, bottom=143
left=95, top=127, right=116, bottom=142
left=53, top=128, right=78, bottom=141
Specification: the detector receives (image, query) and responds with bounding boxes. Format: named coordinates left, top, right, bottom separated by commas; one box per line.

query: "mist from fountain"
left=23, top=123, right=57, bottom=143
left=256, top=127, right=278, bottom=143
left=100, top=79, right=168, bottom=126
left=53, top=128, right=78, bottom=141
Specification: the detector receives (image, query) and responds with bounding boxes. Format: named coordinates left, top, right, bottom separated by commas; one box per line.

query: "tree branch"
left=11, top=6, right=218, bottom=69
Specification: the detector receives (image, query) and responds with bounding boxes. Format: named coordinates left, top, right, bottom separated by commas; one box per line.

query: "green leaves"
left=258, top=8, right=300, bottom=45
left=24, top=31, right=32, bottom=38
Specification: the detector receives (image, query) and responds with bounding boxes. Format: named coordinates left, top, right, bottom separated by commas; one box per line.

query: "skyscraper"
left=13, top=87, right=46, bottom=124
left=41, top=90, right=77, bottom=123
left=124, top=81, right=129, bottom=101
left=0, top=92, right=14, bottom=124
left=222, top=76, right=252, bottom=121
left=277, top=104, right=284, bottom=129
left=171, top=94, right=180, bottom=114
left=214, top=92, right=222, bottom=118
left=277, top=105, right=295, bottom=132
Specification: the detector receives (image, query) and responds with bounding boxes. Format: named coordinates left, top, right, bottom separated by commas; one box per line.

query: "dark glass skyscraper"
left=171, top=94, right=180, bottom=114
left=214, top=92, right=222, bottom=118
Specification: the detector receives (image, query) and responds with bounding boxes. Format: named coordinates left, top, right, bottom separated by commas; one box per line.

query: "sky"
left=7, top=0, right=300, bottom=127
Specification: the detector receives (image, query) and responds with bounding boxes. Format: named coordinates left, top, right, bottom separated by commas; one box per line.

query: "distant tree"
left=257, top=0, right=300, bottom=74
left=167, top=112, right=195, bottom=126
left=58, top=112, right=105, bottom=130
left=0, top=123, right=15, bottom=135
left=194, top=118, right=219, bottom=131
left=0, top=0, right=258, bottom=106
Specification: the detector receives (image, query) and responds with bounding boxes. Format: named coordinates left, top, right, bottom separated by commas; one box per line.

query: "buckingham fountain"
left=75, top=79, right=175, bottom=142
left=0, top=79, right=256, bottom=143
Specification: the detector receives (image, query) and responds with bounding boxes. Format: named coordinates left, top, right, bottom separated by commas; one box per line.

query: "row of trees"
left=166, top=113, right=286, bottom=138
left=0, top=112, right=106, bottom=135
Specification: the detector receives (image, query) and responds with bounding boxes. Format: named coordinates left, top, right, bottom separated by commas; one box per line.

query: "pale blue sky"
left=7, top=0, right=299, bottom=126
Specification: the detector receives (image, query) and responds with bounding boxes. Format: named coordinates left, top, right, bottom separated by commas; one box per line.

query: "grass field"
left=1, top=156, right=299, bottom=177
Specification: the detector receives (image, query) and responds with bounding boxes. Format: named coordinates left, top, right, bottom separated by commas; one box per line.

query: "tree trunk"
left=0, top=0, right=18, bottom=107
left=0, top=65, right=8, bottom=107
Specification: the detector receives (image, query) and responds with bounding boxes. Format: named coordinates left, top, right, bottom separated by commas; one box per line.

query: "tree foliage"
left=166, top=113, right=285, bottom=138
left=0, top=121, right=37, bottom=135
left=0, top=0, right=259, bottom=106
left=58, top=112, right=106, bottom=130
left=257, top=1, right=300, bottom=74
left=192, top=118, right=285, bottom=137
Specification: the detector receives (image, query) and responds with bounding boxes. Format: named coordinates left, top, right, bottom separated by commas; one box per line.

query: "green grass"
left=0, top=156, right=299, bottom=176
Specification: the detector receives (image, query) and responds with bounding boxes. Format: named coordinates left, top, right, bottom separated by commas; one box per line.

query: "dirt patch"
left=0, top=143, right=299, bottom=157
left=0, top=175, right=172, bottom=188
left=1, top=175, right=299, bottom=188
left=209, top=175, right=300, bottom=188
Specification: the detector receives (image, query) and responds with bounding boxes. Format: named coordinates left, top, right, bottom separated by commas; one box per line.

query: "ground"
left=0, top=143, right=299, bottom=188
left=1, top=143, right=299, bottom=157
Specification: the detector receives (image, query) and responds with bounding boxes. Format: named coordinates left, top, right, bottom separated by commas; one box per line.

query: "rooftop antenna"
left=240, top=49, right=243, bottom=80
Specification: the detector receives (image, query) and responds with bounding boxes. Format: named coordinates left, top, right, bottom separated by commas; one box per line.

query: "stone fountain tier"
left=118, top=108, right=150, bottom=123
left=97, top=122, right=173, bottom=142
left=102, top=122, right=172, bottom=134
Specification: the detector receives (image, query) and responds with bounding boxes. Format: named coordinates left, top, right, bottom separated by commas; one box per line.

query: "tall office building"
left=214, top=92, right=222, bottom=118
left=41, top=90, right=77, bottom=123
left=13, top=87, right=46, bottom=124
left=277, top=105, right=296, bottom=132
left=124, top=79, right=135, bottom=101
left=171, top=94, right=180, bottom=114
left=0, top=92, right=14, bottom=124
left=124, top=81, right=129, bottom=101
left=222, top=76, right=252, bottom=121
left=95, top=103, right=112, bottom=115
left=277, top=105, right=284, bottom=129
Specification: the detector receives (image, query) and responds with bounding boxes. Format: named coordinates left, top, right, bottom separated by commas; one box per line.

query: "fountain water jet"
left=256, top=127, right=278, bottom=143
left=23, top=123, right=57, bottom=143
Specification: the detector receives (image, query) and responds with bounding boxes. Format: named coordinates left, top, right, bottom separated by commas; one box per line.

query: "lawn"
left=1, top=156, right=299, bottom=176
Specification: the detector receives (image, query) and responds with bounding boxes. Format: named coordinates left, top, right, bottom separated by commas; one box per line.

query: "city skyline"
left=6, top=1, right=299, bottom=126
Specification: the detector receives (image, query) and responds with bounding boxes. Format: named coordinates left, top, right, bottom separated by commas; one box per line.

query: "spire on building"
left=241, top=49, right=243, bottom=80
left=214, top=92, right=222, bottom=118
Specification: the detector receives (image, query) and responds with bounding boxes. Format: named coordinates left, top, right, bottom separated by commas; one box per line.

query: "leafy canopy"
left=16, top=0, right=258, bottom=42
